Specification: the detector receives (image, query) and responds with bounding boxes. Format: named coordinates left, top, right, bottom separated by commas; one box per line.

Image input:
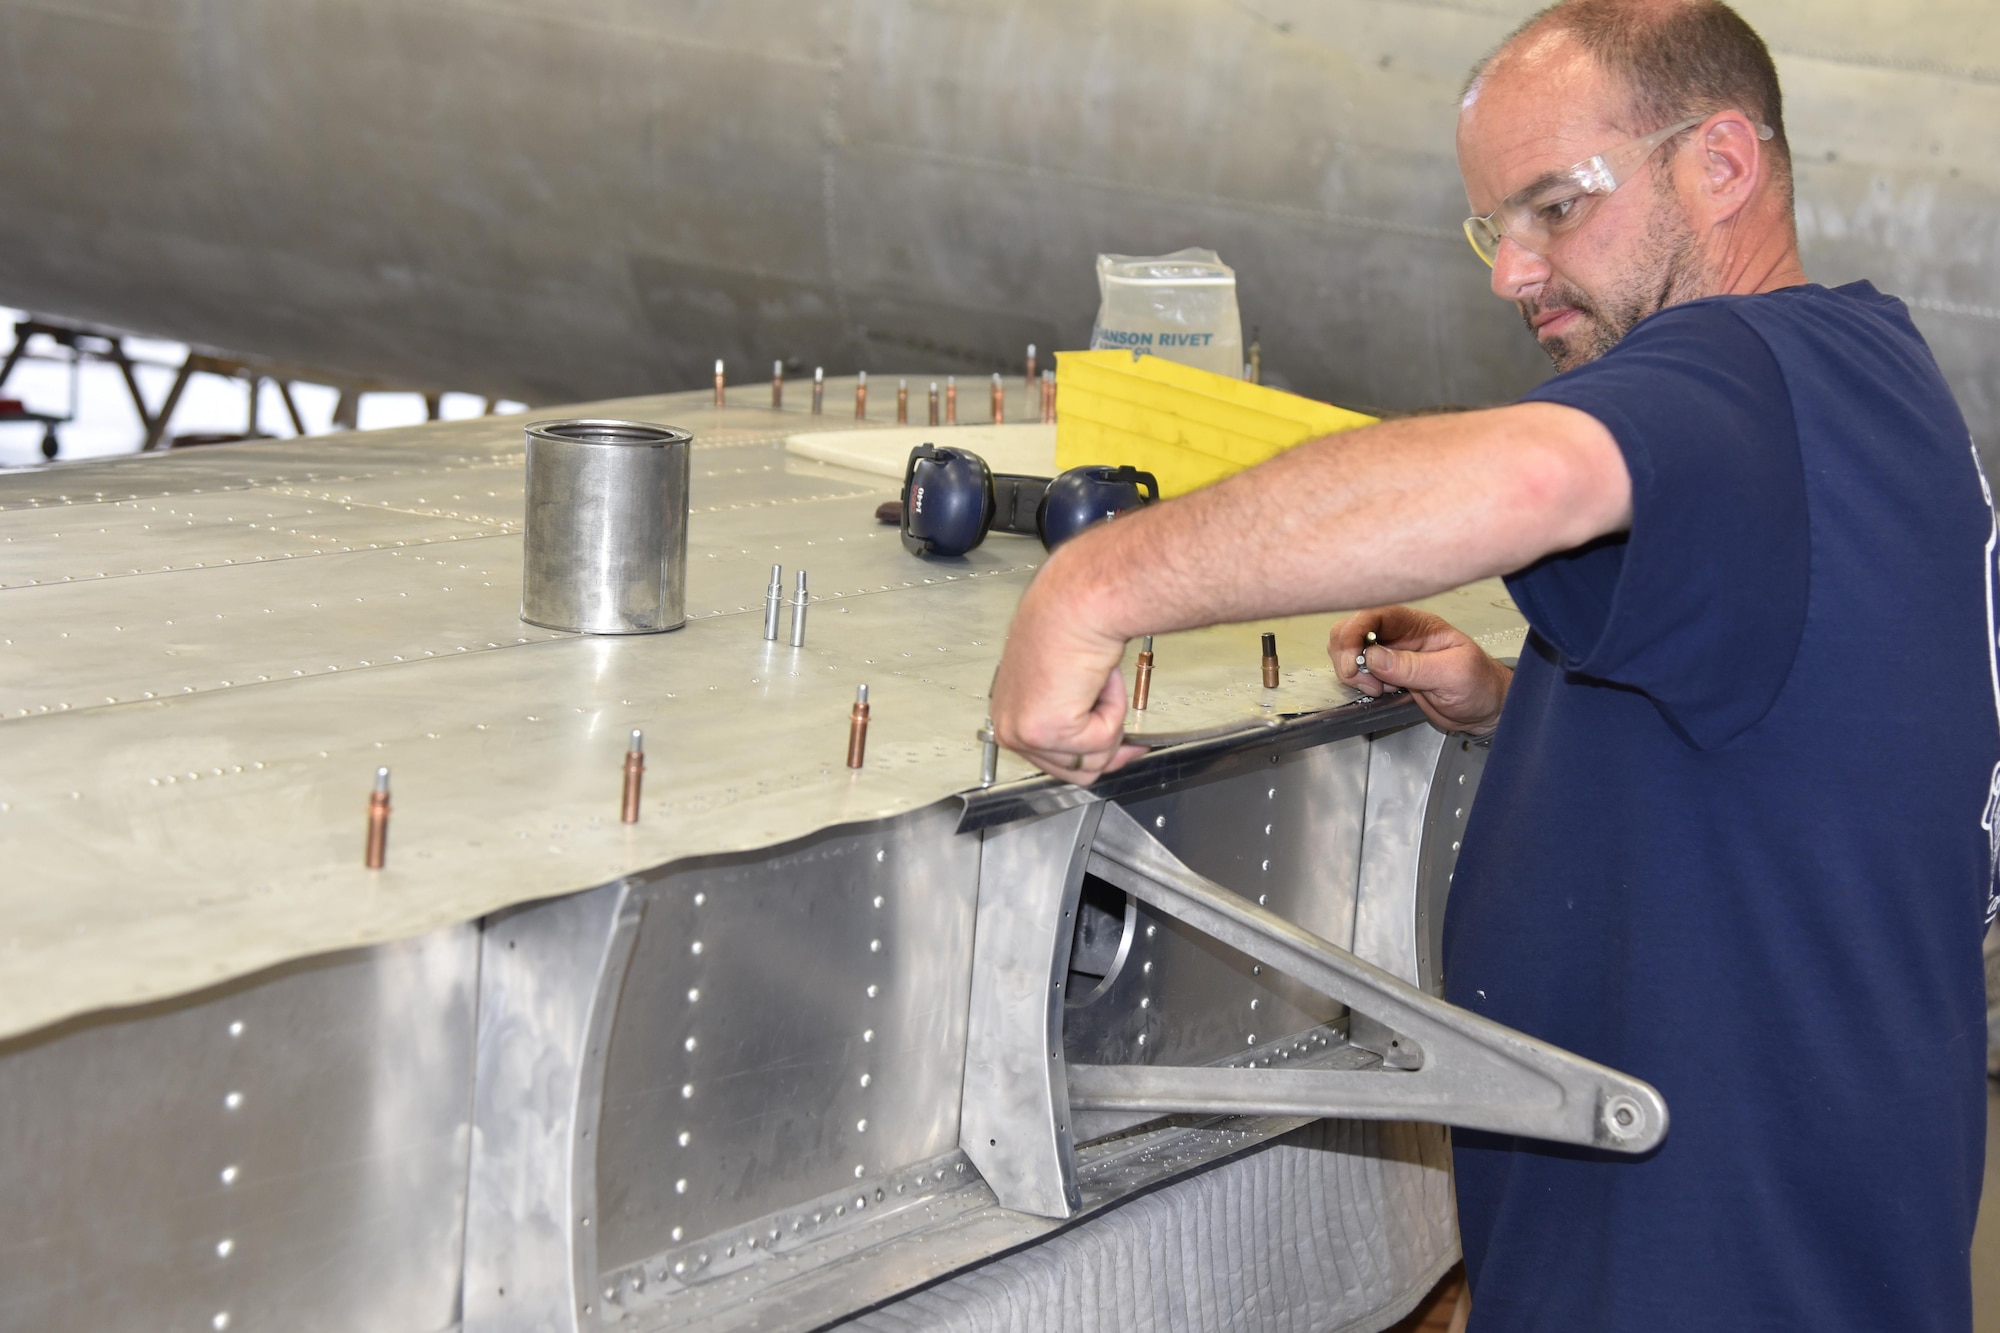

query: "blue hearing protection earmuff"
left=899, top=444, right=1158, bottom=558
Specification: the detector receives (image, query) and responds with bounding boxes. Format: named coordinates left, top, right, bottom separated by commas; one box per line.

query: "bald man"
left=989, top=2, right=1993, bottom=1329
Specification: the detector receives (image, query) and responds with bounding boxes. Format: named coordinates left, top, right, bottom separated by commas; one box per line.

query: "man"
left=989, top=2, right=1995, bottom=1329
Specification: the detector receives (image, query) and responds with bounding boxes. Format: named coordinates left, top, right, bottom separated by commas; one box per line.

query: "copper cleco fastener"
left=989, top=371, right=1004, bottom=425
left=945, top=375, right=958, bottom=425
left=364, top=766, right=391, bottom=869
left=1040, top=369, right=1056, bottom=424
left=1134, top=634, right=1154, bottom=711
left=1024, top=342, right=1037, bottom=390
left=812, top=365, right=824, bottom=415
left=847, top=684, right=871, bottom=769
left=713, top=358, right=726, bottom=408
left=855, top=370, right=868, bottom=420
left=897, top=378, right=909, bottom=425
left=772, top=360, right=784, bottom=410
left=928, top=380, right=940, bottom=427
left=622, top=729, right=645, bottom=824
left=1261, top=632, right=1280, bottom=689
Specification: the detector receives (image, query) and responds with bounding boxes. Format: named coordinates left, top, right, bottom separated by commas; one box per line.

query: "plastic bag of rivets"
left=1088, top=247, right=1243, bottom=379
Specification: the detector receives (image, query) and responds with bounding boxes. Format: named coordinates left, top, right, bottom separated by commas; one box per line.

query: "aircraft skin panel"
left=0, top=382, right=1527, bottom=1045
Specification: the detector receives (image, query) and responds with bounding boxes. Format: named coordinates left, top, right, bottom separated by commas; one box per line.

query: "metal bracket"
left=959, top=803, right=1105, bottom=1218
left=462, top=880, right=645, bottom=1332
left=962, top=796, right=1667, bottom=1220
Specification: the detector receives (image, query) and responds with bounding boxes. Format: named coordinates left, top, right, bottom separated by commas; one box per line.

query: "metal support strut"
left=962, top=797, right=1667, bottom=1219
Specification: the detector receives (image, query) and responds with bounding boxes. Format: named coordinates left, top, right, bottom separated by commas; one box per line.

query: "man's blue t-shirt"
left=1445, top=282, right=1996, bottom=1332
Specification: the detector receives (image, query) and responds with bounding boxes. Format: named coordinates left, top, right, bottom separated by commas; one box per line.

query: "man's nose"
left=1490, top=236, right=1551, bottom=301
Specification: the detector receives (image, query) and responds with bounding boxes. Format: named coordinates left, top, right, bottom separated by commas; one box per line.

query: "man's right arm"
left=990, top=401, right=1628, bottom=780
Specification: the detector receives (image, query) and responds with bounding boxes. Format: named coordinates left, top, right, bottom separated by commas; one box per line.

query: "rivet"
left=690, top=940, right=703, bottom=955
left=681, top=1083, right=694, bottom=1099
left=866, top=984, right=878, bottom=998
left=687, top=987, right=700, bottom=1003
left=219, top=1165, right=238, bottom=1185
left=693, top=892, right=706, bottom=906
left=862, top=1029, right=874, bottom=1042
left=671, top=1226, right=684, bottom=1242
left=224, top=1091, right=243, bottom=1111
left=676, top=1178, right=688, bottom=1194
left=678, top=1130, right=691, bottom=1146
left=212, top=1315, right=230, bottom=1330
left=228, top=1021, right=244, bottom=1038
left=216, top=1238, right=234, bottom=1258
left=859, top=1073, right=871, bottom=1087
left=857, top=1118, right=868, bottom=1132
left=872, top=895, right=884, bottom=909
left=1146, top=924, right=1156, bottom=938
left=854, top=1164, right=866, bottom=1178
left=684, top=1036, right=698, bottom=1052
left=1154, top=814, right=1166, bottom=828
left=869, top=939, right=881, bottom=952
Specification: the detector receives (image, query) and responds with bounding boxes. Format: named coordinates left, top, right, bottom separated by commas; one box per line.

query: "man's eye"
left=1533, top=196, right=1579, bottom=225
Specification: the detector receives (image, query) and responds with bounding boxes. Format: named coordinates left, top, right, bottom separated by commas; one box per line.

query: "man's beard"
left=1520, top=194, right=1707, bottom=372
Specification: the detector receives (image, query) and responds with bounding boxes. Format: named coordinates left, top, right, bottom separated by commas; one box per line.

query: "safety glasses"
left=1463, top=117, right=1773, bottom=267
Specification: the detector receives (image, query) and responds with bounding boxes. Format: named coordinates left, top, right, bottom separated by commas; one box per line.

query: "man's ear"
left=1692, top=109, right=1764, bottom=225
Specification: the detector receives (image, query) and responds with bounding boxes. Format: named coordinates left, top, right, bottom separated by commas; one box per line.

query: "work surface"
left=0, top=379, right=1526, bottom=1042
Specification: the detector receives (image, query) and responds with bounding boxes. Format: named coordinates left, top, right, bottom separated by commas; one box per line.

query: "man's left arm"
left=989, top=401, right=1628, bottom=781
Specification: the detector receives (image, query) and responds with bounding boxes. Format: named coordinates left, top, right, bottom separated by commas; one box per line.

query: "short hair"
left=1467, top=0, right=1792, bottom=201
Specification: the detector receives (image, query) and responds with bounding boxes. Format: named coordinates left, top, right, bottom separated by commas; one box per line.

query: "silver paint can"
left=521, top=418, right=691, bottom=633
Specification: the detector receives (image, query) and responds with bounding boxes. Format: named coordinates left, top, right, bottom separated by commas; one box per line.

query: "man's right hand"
left=1330, top=605, right=1513, bottom=735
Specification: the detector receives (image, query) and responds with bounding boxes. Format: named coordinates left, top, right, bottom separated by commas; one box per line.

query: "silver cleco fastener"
left=978, top=717, right=999, bottom=788
left=789, top=569, right=810, bottom=647
left=763, top=564, right=784, bottom=641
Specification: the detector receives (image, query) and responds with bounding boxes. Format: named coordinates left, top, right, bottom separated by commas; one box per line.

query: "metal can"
left=520, top=418, right=691, bottom=634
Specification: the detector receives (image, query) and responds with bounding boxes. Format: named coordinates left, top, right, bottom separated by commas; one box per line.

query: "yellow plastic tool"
left=1055, top=349, right=1377, bottom=497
